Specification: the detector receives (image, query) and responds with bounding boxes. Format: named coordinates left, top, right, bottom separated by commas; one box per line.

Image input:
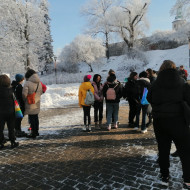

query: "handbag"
left=13, top=94, right=23, bottom=118
left=141, top=87, right=149, bottom=105
left=27, top=83, right=39, bottom=104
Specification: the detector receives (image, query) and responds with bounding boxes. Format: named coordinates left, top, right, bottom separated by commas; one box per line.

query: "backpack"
left=184, top=69, right=188, bottom=78
left=85, top=90, right=94, bottom=105
left=141, top=87, right=149, bottom=105
left=106, top=83, right=118, bottom=100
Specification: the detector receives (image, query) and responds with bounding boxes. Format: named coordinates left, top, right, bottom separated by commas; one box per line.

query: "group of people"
left=78, top=61, right=190, bottom=189
left=1, top=61, right=190, bottom=188
left=0, top=69, right=46, bottom=149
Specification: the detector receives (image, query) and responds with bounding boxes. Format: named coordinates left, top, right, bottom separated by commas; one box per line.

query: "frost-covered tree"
left=59, top=35, right=106, bottom=72
left=0, top=0, right=53, bottom=75
left=170, top=0, right=190, bottom=20
left=38, top=0, right=54, bottom=73
left=81, top=0, right=115, bottom=59
left=110, top=0, right=151, bottom=50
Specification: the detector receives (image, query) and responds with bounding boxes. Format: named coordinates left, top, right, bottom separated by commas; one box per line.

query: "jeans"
left=94, top=101, right=103, bottom=122
left=106, top=103, right=119, bottom=125
left=28, top=114, right=39, bottom=136
left=135, top=104, right=148, bottom=130
left=154, top=116, right=190, bottom=182
left=83, top=106, right=91, bottom=126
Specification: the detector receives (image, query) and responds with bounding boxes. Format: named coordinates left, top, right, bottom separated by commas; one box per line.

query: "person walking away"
left=123, top=72, right=138, bottom=128
left=0, top=75, right=19, bottom=149
left=103, top=73, right=123, bottom=131
left=11, top=74, right=27, bottom=137
left=147, top=60, right=190, bottom=189
left=22, top=69, right=43, bottom=139
left=91, top=74, right=104, bottom=129
left=134, top=71, right=151, bottom=133
left=79, top=75, right=94, bottom=132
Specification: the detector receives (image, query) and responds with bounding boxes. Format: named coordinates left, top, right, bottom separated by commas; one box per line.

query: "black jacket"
left=147, top=69, right=190, bottom=118
left=0, top=87, right=14, bottom=115
left=103, top=81, right=123, bottom=103
left=123, top=78, right=139, bottom=101
left=136, top=78, right=151, bottom=100
left=11, top=81, right=25, bottom=113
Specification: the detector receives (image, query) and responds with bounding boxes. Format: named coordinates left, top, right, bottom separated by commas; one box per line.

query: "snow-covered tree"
left=38, top=0, right=54, bottom=73
left=110, top=0, right=151, bottom=50
left=59, top=35, right=106, bottom=72
left=81, top=0, right=115, bottom=59
left=0, top=0, right=53, bottom=75
left=170, top=0, right=190, bottom=20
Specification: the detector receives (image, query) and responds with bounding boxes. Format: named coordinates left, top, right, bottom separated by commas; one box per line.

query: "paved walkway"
left=0, top=104, right=184, bottom=190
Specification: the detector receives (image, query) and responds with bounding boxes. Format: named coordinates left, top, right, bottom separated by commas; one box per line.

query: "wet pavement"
left=0, top=104, right=184, bottom=190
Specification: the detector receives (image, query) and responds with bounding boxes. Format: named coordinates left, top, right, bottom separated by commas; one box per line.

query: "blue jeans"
left=106, top=103, right=119, bottom=125
left=135, top=104, right=148, bottom=130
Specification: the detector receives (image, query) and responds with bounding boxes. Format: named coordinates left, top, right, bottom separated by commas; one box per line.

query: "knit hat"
left=84, top=75, right=92, bottom=82
left=15, top=74, right=24, bottom=82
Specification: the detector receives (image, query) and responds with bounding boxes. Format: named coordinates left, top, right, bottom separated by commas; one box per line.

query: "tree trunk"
left=105, top=32, right=110, bottom=60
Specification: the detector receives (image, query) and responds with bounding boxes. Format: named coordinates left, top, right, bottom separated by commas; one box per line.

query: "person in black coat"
left=103, top=73, right=123, bottom=130
left=147, top=60, right=190, bottom=188
left=11, top=74, right=26, bottom=137
left=0, top=75, right=19, bottom=149
left=123, top=72, right=138, bottom=127
left=134, top=71, right=151, bottom=133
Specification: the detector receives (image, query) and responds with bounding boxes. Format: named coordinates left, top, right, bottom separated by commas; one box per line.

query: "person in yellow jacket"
left=78, top=75, right=94, bottom=131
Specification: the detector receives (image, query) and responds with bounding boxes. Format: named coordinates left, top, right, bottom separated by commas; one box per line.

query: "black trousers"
left=94, top=101, right=103, bottom=123
left=83, top=106, right=91, bottom=126
left=154, top=116, right=190, bottom=182
left=128, top=99, right=137, bottom=124
left=28, top=114, right=39, bottom=135
left=0, top=113, right=15, bottom=143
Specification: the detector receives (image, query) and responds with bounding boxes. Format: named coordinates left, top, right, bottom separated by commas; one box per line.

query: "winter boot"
left=0, top=144, right=4, bottom=149
left=11, top=141, right=19, bottom=148
left=107, top=124, right=111, bottom=131
left=95, top=122, right=100, bottom=130
left=82, top=125, right=87, bottom=132
left=87, top=125, right=91, bottom=132
left=99, top=120, right=103, bottom=129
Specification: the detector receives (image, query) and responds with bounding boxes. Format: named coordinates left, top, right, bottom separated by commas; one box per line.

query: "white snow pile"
left=41, top=83, right=80, bottom=109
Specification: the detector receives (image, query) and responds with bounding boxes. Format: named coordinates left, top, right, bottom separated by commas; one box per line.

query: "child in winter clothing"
left=91, top=74, right=104, bottom=129
left=103, top=73, right=123, bottom=131
left=78, top=75, right=94, bottom=131
left=0, top=75, right=19, bottom=149
left=11, top=74, right=27, bottom=137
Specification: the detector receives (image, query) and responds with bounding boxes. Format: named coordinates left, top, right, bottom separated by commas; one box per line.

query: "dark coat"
left=147, top=68, right=190, bottom=118
left=136, top=78, right=151, bottom=100
left=149, top=76, right=156, bottom=84
left=12, top=81, right=25, bottom=113
left=0, top=87, right=14, bottom=115
left=123, top=78, right=139, bottom=101
left=103, top=81, right=123, bottom=103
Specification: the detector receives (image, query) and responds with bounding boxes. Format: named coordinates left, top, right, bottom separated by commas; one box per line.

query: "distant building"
left=172, top=6, right=186, bottom=31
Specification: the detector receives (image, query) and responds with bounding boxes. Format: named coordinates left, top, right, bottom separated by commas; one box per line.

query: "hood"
left=28, top=74, right=40, bottom=84
left=0, top=87, right=13, bottom=98
left=155, top=69, right=184, bottom=89
left=11, top=80, right=18, bottom=88
left=139, top=78, right=150, bottom=83
left=81, top=81, right=93, bottom=90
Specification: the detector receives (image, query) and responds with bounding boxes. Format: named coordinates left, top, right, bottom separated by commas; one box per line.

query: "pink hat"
left=84, top=75, right=91, bottom=82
